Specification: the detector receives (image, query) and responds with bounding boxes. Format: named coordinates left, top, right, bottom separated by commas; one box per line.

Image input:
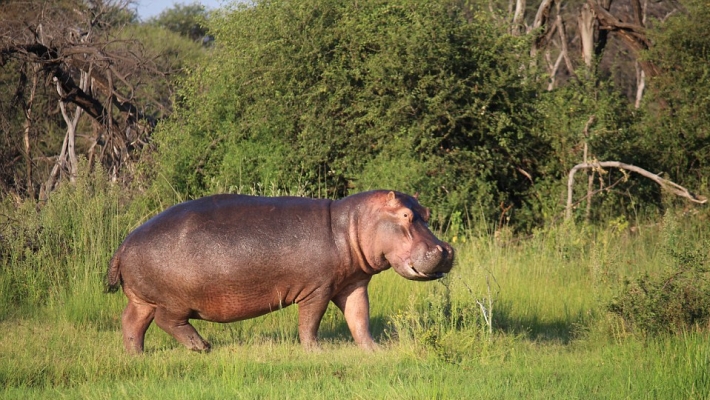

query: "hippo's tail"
left=106, top=250, right=123, bottom=293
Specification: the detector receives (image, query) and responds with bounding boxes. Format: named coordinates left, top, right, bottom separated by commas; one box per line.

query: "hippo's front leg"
left=332, top=280, right=377, bottom=351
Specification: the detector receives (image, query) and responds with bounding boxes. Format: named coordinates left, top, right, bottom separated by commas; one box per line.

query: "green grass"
left=2, top=318, right=708, bottom=399
left=1, top=172, right=710, bottom=398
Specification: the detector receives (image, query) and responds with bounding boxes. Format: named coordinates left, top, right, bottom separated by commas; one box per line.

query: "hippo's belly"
left=190, top=279, right=328, bottom=323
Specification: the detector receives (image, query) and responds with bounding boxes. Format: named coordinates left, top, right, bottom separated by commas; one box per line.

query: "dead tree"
left=0, top=0, right=164, bottom=199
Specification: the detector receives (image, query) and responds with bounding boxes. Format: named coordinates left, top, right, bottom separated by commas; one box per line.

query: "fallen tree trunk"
left=566, top=161, right=707, bottom=221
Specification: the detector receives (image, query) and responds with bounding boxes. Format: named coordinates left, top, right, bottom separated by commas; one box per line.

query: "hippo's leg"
left=122, top=301, right=156, bottom=354
left=296, top=297, right=331, bottom=350
left=153, top=307, right=211, bottom=352
left=332, top=281, right=377, bottom=351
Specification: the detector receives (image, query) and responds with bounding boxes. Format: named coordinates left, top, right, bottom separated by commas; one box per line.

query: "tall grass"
left=1, top=163, right=127, bottom=322
left=1, top=166, right=709, bottom=398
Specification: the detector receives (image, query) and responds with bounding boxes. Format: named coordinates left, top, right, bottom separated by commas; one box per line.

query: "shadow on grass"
left=493, top=302, right=587, bottom=344
left=317, top=315, right=390, bottom=344
left=196, top=315, right=391, bottom=349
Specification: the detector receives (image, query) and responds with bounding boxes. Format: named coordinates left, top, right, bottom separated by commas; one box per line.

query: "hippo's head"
left=367, top=191, right=454, bottom=281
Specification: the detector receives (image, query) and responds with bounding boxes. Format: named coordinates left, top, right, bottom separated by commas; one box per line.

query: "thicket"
left=155, top=0, right=547, bottom=226
left=0, top=0, right=206, bottom=198
left=1, top=0, right=708, bottom=231
left=634, top=0, right=710, bottom=187
left=152, top=0, right=710, bottom=230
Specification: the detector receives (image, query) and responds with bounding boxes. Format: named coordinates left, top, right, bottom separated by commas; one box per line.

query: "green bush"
left=634, top=0, right=710, bottom=193
left=154, top=0, right=543, bottom=227
left=534, top=75, right=645, bottom=224
left=608, top=213, right=710, bottom=336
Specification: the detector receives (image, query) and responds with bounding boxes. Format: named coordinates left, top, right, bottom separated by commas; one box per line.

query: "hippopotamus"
left=107, top=190, right=454, bottom=353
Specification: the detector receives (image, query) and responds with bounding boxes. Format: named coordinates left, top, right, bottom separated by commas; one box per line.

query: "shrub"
left=608, top=213, right=710, bottom=336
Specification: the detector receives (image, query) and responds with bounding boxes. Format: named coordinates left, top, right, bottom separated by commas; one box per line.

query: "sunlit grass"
left=2, top=317, right=708, bottom=399
left=2, top=170, right=709, bottom=398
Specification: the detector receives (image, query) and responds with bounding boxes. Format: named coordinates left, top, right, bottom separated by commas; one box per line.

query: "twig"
left=458, top=270, right=500, bottom=336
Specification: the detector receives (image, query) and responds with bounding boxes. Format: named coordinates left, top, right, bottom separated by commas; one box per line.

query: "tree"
left=0, top=0, right=203, bottom=199
left=475, top=0, right=680, bottom=100
left=148, top=2, right=210, bottom=42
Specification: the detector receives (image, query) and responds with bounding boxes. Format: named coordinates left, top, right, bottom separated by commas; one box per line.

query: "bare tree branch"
left=511, top=0, right=526, bottom=35
left=21, top=63, right=39, bottom=199
left=556, top=14, right=574, bottom=78
left=578, top=3, right=596, bottom=69
left=530, top=0, right=556, bottom=56
left=0, top=0, right=169, bottom=197
left=566, top=161, right=707, bottom=220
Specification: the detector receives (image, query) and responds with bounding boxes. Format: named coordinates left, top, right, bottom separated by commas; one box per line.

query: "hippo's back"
left=123, top=193, right=333, bottom=253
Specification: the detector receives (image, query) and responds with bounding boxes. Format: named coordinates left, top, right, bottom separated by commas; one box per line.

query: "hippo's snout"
left=429, top=243, right=454, bottom=265
left=429, top=242, right=455, bottom=273
left=400, top=241, right=455, bottom=281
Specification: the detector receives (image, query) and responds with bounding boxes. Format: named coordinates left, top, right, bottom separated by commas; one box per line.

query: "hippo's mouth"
left=406, top=263, right=446, bottom=281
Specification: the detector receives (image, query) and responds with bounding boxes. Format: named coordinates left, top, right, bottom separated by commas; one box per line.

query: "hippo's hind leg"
left=297, top=295, right=331, bottom=350
left=122, top=301, right=156, bottom=354
left=153, top=307, right=211, bottom=352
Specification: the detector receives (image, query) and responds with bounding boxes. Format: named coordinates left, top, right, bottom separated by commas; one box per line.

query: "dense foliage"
left=155, top=0, right=546, bottom=225
left=1, top=0, right=709, bottom=229
left=152, top=0, right=710, bottom=229
left=635, top=0, right=710, bottom=188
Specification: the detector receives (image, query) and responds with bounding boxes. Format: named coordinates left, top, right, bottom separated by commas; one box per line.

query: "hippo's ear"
left=413, top=192, right=419, bottom=200
left=386, top=191, right=397, bottom=206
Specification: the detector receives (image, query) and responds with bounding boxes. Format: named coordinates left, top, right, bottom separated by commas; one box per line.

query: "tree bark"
left=582, top=116, right=596, bottom=223
left=546, top=50, right=564, bottom=91
left=578, top=3, right=596, bottom=69
left=511, top=0, right=526, bottom=35
left=532, top=0, right=555, bottom=31
left=530, top=0, right=556, bottom=57
left=557, top=14, right=574, bottom=78
left=635, top=62, right=645, bottom=109
left=22, top=65, right=38, bottom=198
left=633, top=0, right=647, bottom=108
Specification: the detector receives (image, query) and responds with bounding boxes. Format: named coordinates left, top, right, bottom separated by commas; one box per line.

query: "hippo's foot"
left=189, top=337, right=211, bottom=353
left=357, top=340, right=379, bottom=352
